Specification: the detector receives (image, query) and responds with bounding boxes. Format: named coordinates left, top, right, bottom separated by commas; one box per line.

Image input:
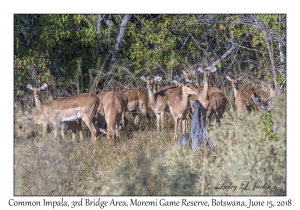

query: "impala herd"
left=18, top=67, right=277, bottom=145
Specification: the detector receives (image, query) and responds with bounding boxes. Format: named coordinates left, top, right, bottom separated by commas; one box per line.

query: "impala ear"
left=158, top=76, right=162, bottom=82
left=178, top=77, right=184, bottom=85
left=40, top=83, right=48, bottom=90
left=210, top=66, right=217, bottom=73
left=226, top=76, right=232, bottom=81
left=197, top=67, right=204, bottom=73
left=182, top=70, right=188, bottom=76
left=154, top=75, right=162, bottom=83
left=26, top=84, right=33, bottom=90
left=115, top=125, right=122, bottom=133
left=140, top=76, right=146, bottom=82
left=99, top=128, right=107, bottom=135
left=238, top=76, right=244, bottom=81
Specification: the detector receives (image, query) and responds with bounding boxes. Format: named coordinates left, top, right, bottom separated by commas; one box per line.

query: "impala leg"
left=178, top=118, right=182, bottom=131
left=68, top=121, right=80, bottom=141
left=141, top=106, right=149, bottom=121
left=173, top=116, right=178, bottom=141
left=52, top=122, right=59, bottom=139
left=161, top=111, right=166, bottom=130
left=42, top=124, right=47, bottom=139
left=182, top=111, right=187, bottom=133
left=181, top=119, right=186, bottom=134
left=156, top=114, right=160, bottom=132
left=61, top=123, right=66, bottom=140
left=132, top=112, right=138, bottom=125
left=82, top=116, right=97, bottom=143
left=206, top=110, right=211, bottom=126
left=78, top=119, right=83, bottom=141
left=202, top=108, right=208, bottom=128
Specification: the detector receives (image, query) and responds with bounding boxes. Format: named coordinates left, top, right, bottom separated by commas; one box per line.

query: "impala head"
left=182, top=80, right=200, bottom=95
left=141, top=75, right=162, bottom=91
left=107, top=129, right=116, bottom=143
left=172, top=79, right=182, bottom=87
left=26, top=83, right=48, bottom=100
left=226, top=76, right=243, bottom=89
left=182, top=69, right=195, bottom=83
left=197, top=66, right=217, bottom=82
left=172, top=74, right=184, bottom=87
left=99, top=125, right=121, bottom=145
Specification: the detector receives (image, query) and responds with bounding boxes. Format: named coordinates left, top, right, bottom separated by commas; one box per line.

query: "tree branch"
left=110, top=14, right=131, bottom=68
left=208, top=29, right=237, bottom=69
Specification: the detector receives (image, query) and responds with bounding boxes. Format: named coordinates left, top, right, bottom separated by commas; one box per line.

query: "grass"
left=14, top=96, right=286, bottom=196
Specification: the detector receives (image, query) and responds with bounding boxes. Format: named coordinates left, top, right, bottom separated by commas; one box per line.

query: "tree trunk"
left=110, top=14, right=131, bottom=68
left=278, top=42, right=286, bottom=78
left=97, top=15, right=105, bottom=58
left=255, top=16, right=280, bottom=94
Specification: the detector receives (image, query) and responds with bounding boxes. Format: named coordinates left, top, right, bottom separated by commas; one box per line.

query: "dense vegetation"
left=14, top=14, right=286, bottom=195
left=14, top=14, right=285, bottom=98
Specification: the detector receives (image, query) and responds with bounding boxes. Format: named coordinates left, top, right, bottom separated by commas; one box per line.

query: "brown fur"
left=96, top=91, right=109, bottom=129
left=144, top=77, right=175, bottom=132
left=27, top=83, right=99, bottom=142
left=121, top=89, right=149, bottom=124
left=31, top=109, right=83, bottom=141
left=226, top=76, right=267, bottom=114
left=101, top=91, right=127, bottom=145
left=206, top=91, right=227, bottom=125
left=188, top=68, right=226, bottom=126
left=165, top=82, right=200, bottom=141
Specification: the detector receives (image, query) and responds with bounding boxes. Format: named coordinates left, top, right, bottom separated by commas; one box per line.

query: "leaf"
left=262, top=131, right=267, bottom=138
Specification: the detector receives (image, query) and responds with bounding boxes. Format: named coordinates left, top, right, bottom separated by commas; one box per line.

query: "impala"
left=189, top=67, right=227, bottom=126
left=189, top=67, right=217, bottom=109
left=141, top=76, right=175, bottom=132
left=27, top=83, right=99, bottom=142
left=165, top=79, right=200, bottom=141
left=226, top=76, right=267, bottom=114
left=96, top=91, right=109, bottom=129
left=121, top=89, right=149, bottom=124
left=205, top=91, right=227, bottom=125
left=98, top=91, right=127, bottom=145
left=30, top=109, right=83, bottom=141
left=250, top=95, right=272, bottom=112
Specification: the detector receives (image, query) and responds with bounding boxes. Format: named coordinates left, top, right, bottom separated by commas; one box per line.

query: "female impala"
left=98, top=91, right=127, bottom=145
left=189, top=66, right=227, bottom=126
left=165, top=79, right=200, bottom=141
left=141, top=76, right=175, bottom=132
left=27, top=83, right=99, bottom=142
left=226, top=76, right=267, bottom=114
left=30, top=108, right=83, bottom=141
left=121, top=89, right=149, bottom=124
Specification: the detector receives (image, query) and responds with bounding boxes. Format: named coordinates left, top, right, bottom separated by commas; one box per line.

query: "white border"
left=2, top=0, right=298, bottom=209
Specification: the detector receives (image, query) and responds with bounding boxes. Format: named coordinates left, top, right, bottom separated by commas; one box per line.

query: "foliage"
left=14, top=14, right=286, bottom=98
left=259, top=112, right=277, bottom=140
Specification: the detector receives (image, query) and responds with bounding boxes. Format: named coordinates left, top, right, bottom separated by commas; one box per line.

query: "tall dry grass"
left=14, top=63, right=285, bottom=196
left=14, top=96, right=286, bottom=196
